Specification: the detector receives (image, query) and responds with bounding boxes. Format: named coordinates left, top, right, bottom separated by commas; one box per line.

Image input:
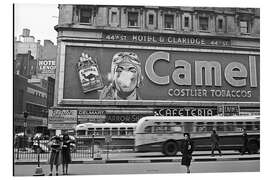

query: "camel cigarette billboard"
left=58, top=45, right=259, bottom=104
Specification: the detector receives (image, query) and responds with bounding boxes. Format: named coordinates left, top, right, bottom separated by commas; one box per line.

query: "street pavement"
left=13, top=150, right=260, bottom=176
left=14, top=160, right=259, bottom=176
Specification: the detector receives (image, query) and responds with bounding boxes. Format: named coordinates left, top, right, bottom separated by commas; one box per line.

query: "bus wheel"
left=162, top=141, right=178, bottom=156
left=248, top=140, right=259, bottom=154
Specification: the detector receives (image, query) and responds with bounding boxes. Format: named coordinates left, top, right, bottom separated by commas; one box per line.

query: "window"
left=218, top=19, right=223, bottom=29
left=144, top=126, right=152, bottom=133
left=128, top=12, right=139, bottom=27
left=26, top=103, right=47, bottom=117
left=245, top=122, right=253, bottom=131
left=225, top=122, right=234, bottom=131
left=172, top=126, right=183, bottom=132
left=206, top=122, right=214, bottom=131
left=199, top=17, right=209, bottom=31
left=154, top=126, right=165, bottom=133
left=95, top=128, right=102, bottom=136
left=149, top=14, right=154, bottom=25
left=79, top=7, right=92, bottom=23
left=111, top=11, right=117, bottom=23
left=236, top=122, right=243, bottom=130
left=127, top=128, right=134, bottom=136
left=183, top=122, right=194, bottom=133
left=184, top=17, right=189, bottom=27
left=216, top=122, right=224, bottom=131
left=87, top=128, right=94, bottom=135
left=254, top=121, right=260, bottom=130
left=196, top=122, right=206, bottom=132
left=104, top=128, right=110, bottom=136
left=77, top=130, right=86, bottom=136
left=164, top=14, right=174, bottom=29
left=240, top=20, right=249, bottom=33
left=111, top=128, right=118, bottom=136
left=120, top=128, right=126, bottom=136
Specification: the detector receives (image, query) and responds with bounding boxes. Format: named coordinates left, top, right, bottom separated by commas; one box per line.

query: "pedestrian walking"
left=180, top=133, right=194, bottom=173
left=210, top=130, right=222, bottom=156
left=241, top=128, right=250, bottom=155
left=61, top=133, right=73, bottom=175
left=48, top=135, right=62, bottom=176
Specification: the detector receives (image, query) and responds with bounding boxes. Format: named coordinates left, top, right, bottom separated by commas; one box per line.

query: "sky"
left=14, top=4, right=59, bottom=45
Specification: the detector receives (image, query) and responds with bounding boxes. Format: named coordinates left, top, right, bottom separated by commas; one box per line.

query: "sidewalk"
left=14, top=151, right=260, bottom=165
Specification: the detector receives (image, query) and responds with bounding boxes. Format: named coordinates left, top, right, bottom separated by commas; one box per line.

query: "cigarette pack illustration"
left=77, top=53, right=104, bottom=93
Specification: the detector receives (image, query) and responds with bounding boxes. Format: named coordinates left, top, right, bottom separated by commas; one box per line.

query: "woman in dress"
left=48, top=135, right=62, bottom=176
left=61, top=133, right=73, bottom=175
left=180, top=133, right=194, bottom=173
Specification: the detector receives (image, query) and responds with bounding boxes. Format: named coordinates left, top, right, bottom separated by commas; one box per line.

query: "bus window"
left=104, top=128, right=110, bottom=136
left=206, top=122, right=214, bottom=131
left=112, top=128, right=118, bottom=136
left=95, top=128, right=102, bottom=136
left=236, top=122, right=243, bottom=129
left=254, top=121, right=260, bottom=130
left=164, top=125, right=172, bottom=132
left=87, top=128, right=94, bottom=135
left=216, top=122, right=224, bottom=132
left=77, top=130, right=86, bottom=136
left=144, top=126, right=152, bottom=133
left=120, top=127, right=126, bottom=136
left=163, top=122, right=172, bottom=132
left=225, top=122, right=234, bottom=132
left=172, top=126, right=182, bottom=132
left=175, top=122, right=182, bottom=126
left=196, top=122, right=205, bottom=132
left=127, top=127, right=134, bottom=136
left=183, top=122, right=194, bottom=133
left=154, top=126, right=165, bottom=133
left=245, top=122, right=253, bottom=131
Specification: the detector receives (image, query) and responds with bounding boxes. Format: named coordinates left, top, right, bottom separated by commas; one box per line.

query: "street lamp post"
left=92, top=134, right=95, bottom=158
left=23, top=111, right=29, bottom=136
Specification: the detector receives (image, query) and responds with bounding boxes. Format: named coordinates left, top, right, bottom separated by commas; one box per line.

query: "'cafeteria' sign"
left=155, top=107, right=218, bottom=116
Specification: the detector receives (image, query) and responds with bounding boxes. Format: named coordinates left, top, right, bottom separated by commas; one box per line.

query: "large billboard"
left=61, top=45, right=259, bottom=103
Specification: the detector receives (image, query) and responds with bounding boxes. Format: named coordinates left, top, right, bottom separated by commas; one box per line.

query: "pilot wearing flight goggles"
left=99, top=52, right=143, bottom=100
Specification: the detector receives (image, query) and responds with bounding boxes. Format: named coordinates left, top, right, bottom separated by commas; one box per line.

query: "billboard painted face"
left=62, top=46, right=259, bottom=103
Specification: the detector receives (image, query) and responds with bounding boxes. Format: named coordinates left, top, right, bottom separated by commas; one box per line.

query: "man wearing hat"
left=99, top=52, right=143, bottom=100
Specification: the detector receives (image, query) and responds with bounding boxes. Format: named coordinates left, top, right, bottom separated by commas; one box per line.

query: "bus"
left=135, top=116, right=260, bottom=156
left=75, top=123, right=137, bottom=149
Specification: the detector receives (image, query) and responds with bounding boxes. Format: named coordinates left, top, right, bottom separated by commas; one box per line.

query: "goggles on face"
left=112, top=52, right=140, bottom=65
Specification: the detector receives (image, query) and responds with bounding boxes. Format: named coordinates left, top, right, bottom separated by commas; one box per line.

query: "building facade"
left=14, top=51, right=37, bottom=78
left=53, top=5, right=260, bottom=132
left=13, top=74, right=48, bottom=135
left=15, top=29, right=57, bottom=80
left=15, top=28, right=43, bottom=59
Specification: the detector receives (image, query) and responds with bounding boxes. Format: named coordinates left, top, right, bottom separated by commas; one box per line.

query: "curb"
left=14, top=156, right=260, bottom=165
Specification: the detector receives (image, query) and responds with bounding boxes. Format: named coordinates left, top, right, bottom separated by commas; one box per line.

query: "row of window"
left=27, top=87, right=47, bottom=99
left=25, top=103, right=47, bottom=117
left=77, top=6, right=251, bottom=34
left=144, top=121, right=260, bottom=133
left=77, top=127, right=135, bottom=136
